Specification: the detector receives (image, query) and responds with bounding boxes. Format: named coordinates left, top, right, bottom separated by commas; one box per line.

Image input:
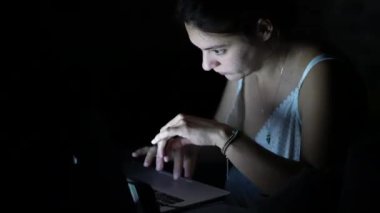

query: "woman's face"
left=185, top=24, right=267, bottom=80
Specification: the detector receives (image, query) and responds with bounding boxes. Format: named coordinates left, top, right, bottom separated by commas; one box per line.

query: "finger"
left=131, top=147, right=151, bottom=157
left=160, top=113, right=186, bottom=132
left=163, top=138, right=183, bottom=162
left=158, top=140, right=179, bottom=163
left=156, top=139, right=168, bottom=159
left=155, top=154, right=165, bottom=171
left=183, top=154, right=196, bottom=179
left=152, top=126, right=184, bottom=145
left=144, top=147, right=157, bottom=167
left=173, top=148, right=184, bottom=180
left=163, top=139, right=175, bottom=163
left=183, top=145, right=199, bottom=178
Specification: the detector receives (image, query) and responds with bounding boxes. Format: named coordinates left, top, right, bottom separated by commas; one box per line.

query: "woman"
left=132, top=0, right=367, bottom=209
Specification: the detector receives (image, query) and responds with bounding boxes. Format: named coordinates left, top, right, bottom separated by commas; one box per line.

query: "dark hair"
left=177, top=0, right=298, bottom=39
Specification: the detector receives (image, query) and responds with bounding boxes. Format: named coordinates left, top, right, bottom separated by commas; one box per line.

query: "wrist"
left=214, top=126, right=237, bottom=149
left=213, top=126, right=228, bottom=148
left=220, top=128, right=240, bottom=155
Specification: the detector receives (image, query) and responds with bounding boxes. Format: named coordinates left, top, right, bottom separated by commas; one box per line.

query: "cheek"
left=241, top=49, right=260, bottom=70
left=230, top=54, right=248, bottom=71
left=224, top=54, right=242, bottom=68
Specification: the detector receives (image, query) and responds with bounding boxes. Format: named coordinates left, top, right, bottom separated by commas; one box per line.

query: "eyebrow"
left=202, top=44, right=228, bottom=51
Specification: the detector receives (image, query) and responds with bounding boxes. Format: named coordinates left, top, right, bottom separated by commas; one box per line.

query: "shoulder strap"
left=297, top=54, right=335, bottom=88
left=237, top=78, right=244, bottom=95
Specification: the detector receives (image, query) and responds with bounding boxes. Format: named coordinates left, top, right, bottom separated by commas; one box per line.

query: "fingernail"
left=164, top=156, right=169, bottom=162
left=131, top=152, right=136, bottom=157
left=143, top=162, right=148, bottom=167
left=156, top=165, right=161, bottom=171
left=174, top=173, right=179, bottom=180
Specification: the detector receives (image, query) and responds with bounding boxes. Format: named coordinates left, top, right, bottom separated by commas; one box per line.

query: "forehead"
left=185, top=24, right=237, bottom=49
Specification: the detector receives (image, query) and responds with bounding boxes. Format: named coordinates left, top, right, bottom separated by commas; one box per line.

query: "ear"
left=256, top=18, right=274, bottom=42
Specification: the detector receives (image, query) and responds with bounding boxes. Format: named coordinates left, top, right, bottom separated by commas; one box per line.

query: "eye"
left=212, top=49, right=226, bottom=55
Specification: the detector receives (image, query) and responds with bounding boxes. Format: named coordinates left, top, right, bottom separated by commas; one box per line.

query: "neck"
left=249, top=44, right=289, bottom=82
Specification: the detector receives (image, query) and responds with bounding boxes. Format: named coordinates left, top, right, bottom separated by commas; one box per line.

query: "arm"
left=132, top=80, right=233, bottom=180
left=298, top=60, right=334, bottom=169
left=152, top=60, right=347, bottom=195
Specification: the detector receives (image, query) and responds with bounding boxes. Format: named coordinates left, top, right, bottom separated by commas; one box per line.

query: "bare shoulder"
left=290, top=43, right=326, bottom=68
left=294, top=42, right=357, bottom=87
left=290, top=42, right=349, bottom=69
left=279, top=43, right=328, bottom=89
left=297, top=42, right=365, bottom=110
left=295, top=43, right=367, bottom=168
left=295, top=43, right=336, bottom=99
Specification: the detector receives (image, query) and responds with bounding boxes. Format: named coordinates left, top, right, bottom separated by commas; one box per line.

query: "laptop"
left=124, top=161, right=230, bottom=212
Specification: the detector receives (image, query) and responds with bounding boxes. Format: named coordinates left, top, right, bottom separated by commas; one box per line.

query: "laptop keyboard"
left=154, top=190, right=184, bottom=205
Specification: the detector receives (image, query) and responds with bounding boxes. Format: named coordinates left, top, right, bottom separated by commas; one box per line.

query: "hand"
left=131, top=146, right=161, bottom=168
left=131, top=143, right=199, bottom=179
left=151, top=114, right=231, bottom=163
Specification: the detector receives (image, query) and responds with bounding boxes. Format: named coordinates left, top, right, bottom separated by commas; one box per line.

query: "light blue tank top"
left=226, top=54, right=334, bottom=161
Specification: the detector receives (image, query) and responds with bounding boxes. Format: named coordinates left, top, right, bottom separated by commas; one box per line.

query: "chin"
left=224, top=74, right=242, bottom=81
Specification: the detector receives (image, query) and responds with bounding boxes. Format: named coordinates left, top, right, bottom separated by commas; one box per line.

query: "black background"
left=4, top=0, right=380, bottom=210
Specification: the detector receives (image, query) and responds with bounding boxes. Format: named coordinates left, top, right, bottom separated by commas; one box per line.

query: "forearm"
left=216, top=131, right=306, bottom=195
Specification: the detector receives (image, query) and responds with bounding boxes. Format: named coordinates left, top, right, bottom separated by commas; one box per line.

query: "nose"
left=202, top=53, right=220, bottom=71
